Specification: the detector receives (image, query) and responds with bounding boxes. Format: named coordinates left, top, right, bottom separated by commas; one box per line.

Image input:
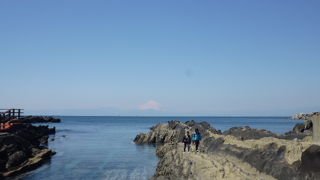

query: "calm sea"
left=19, top=116, right=301, bottom=180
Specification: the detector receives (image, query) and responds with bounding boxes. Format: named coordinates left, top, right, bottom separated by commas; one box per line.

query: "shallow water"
left=20, top=116, right=301, bottom=180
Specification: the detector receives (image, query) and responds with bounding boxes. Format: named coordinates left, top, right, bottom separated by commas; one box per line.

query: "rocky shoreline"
left=135, top=119, right=320, bottom=180
left=3, top=116, right=61, bottom=124
left=292, top=112, right=320, bottom=120
left=0, top=116, right=59, bottom=179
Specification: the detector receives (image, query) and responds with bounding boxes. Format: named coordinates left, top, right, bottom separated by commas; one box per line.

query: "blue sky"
left=1, top=0, right=320, bottom=116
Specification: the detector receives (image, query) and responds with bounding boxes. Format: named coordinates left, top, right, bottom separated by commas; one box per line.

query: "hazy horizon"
left=23, top=108, right=308, bottom=117
left=1, top=0, right=320, bottom=116
left=25, top=114, right=292, bottom=118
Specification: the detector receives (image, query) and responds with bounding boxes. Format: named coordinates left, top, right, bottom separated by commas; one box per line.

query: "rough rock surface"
left=0, top=124, right=56, bottom=178
left=292, top=120, right=313, bottom=134
left=277, top=120, right=313, bottom=141
left=292, top=112, right=320, bottom=120
left=222, top=122, right=314, bottom=141
left=135, top=121, right=320, bottom=180
left=222, top=126, right=277, bottom=140
left=301, top=145, right=320, bottom=172
left=134, top=120, right=221, bottom=145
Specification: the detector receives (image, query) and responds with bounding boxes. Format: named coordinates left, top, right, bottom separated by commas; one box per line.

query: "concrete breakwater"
left=135, top=120, right=320, bottom=180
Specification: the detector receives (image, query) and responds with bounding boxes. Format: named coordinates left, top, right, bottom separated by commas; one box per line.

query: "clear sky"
left=1, top=0, right=320, bottom=116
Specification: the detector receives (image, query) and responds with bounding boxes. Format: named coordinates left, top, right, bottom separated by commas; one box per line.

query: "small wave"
left=56, top=129, right=89, bottom=134
left=103, top=169, right=128, bottom=180
left=103, top=168, right=151, bottom=180
left=56, top=129, right=73, bottom=132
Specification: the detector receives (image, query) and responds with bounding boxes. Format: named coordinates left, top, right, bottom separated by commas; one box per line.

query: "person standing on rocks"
left=183, top=131, right=192, bottom=152
left=192, top=129, right=202, bottom=152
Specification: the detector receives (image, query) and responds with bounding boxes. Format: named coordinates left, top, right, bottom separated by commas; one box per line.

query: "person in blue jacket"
left=192, top=128, right=202, bottom=152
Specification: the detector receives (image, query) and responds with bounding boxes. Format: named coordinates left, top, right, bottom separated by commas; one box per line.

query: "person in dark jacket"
left=183, top=131, right=192, bottom=152
left=192, top=128, right=202, bottom=152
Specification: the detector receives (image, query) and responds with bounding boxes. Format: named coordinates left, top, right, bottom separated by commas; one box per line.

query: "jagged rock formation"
left=0, top=124, right=56, bottom=178
left=282, top=120, right=313, bottom=140
left=222, top=126, right=278, bottom=140
left=134, top=120, right=221, bottom=145
left=291, top=120, right=313, bottom=134
left=292, top=112, right=320, bottom=120
left=135, top=120, right=320, bottom=180
left=214, top=123, right=312, bottom=141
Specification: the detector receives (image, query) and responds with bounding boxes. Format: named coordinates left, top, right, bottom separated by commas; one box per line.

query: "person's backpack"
left=193, top=133, right=202, bottom=141
left=192, top=134, right=196, bottom=141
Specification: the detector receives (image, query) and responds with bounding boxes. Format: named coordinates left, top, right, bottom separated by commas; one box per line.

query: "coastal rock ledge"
left=0, top=121, right=57, bottom=179
left=134, top=120, right=320, bottom=180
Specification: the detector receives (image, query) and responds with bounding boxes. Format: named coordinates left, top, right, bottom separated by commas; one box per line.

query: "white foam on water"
left=128, top=167, right=151, bottom=180
left=103, top=166, right=152, bottom=180
left=103, top=169, right=128, bottom=180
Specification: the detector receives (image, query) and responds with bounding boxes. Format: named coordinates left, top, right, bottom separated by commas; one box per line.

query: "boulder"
left=283, top=120, right=313, bottom=140
left=301, top=145, right=320, bottom=172
left=292, top=120, right=313, bottom=133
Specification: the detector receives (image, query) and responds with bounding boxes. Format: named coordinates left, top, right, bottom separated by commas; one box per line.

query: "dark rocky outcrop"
left=222, top=126, right=278, bottom=140
left=10, top=116, right=61, bottom=123
left=222, top=123, right=314, bottom=141
left=292, top=120, right=313, bottom=134
left=301, top=145, right=320, bottom=172
left=281, top=120, right=313, bottom=140
left=0, top=124, right=56, bottom=178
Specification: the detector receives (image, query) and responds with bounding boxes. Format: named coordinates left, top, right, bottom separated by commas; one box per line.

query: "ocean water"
left=19, top=116, right=302, bottom=180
